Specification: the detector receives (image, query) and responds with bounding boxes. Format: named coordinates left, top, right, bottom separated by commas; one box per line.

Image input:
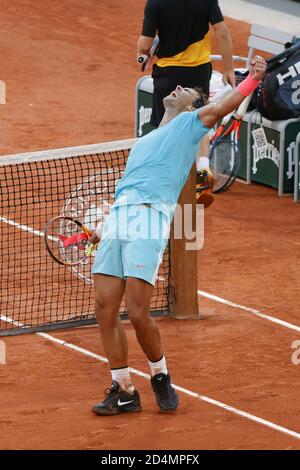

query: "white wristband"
left=196, top=156, right=210, bottom=172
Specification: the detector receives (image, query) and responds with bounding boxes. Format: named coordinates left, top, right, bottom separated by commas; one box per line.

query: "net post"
left=169, top=163, right=200, bottom=319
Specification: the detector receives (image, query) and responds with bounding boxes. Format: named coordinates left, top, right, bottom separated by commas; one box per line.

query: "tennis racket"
left=44, top=216, right=97, bottom=267
left=137, top=36, right=159, bottom=72
left=209, top=93, right=253, bottom=193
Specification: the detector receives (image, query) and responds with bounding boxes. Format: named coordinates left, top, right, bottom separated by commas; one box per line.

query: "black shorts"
left=151, top=62, right=212, bottom=128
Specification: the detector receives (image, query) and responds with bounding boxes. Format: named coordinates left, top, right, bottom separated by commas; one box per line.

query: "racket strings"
left=209, top=139, right=239, bottom=192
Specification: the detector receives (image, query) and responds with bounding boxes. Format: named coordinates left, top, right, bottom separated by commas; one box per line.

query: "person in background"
left=137, top=0, right=235, bottom=129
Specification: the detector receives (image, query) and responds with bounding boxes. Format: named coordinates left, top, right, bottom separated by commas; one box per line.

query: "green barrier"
left=244, top=113, right=300, bottom=195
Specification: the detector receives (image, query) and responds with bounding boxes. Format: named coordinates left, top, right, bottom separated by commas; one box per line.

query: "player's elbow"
left=213, top=22, right=232, bottom=42
left=198, top=104, right=220, bottom=129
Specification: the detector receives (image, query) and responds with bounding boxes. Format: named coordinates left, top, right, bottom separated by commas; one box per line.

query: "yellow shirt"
left=157, top=32, right=211, bottom=68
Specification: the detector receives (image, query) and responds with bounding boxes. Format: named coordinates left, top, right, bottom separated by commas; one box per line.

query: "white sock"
left=196, top=156, right=210, bottom=172
left=148, top=355, right=168, bottom=377
left=111, top=367, right=134, bottom=395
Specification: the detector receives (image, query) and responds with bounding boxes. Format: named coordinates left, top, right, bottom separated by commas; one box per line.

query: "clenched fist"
left=249, top=55, right=267, bottom=82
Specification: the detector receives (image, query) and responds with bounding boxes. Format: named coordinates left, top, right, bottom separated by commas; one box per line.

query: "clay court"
left=1, top=0, right=300, bottom=450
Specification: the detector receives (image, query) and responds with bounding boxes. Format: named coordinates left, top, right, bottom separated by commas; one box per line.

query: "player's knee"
left=95, top=296, right=111, bottom=321
left=127, top=305, right=150, bottom=331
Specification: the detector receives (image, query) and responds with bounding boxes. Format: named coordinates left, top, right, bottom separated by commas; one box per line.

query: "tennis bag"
left=256, top=40, right=300, bottom=120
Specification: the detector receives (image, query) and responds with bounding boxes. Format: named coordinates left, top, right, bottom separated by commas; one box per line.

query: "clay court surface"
left=1, top=0, right=300, bottom=450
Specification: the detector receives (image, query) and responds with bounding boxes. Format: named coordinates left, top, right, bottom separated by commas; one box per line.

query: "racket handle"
left=138, top=36, right=159, bottom=66
left=211, top=112, right=233, bottom=142
left=150, top=36, right=160, bottom=55
left=137, top=54, right=148, bottom=64
left=235, top=92, right=253, bottom=120
left=82, top=225, right=93, bottom=237
left=222, top=120, right=236, bottom=137
left=211, top=124, right=224, bottom=141
left=141, top=60, right=149, bottom=72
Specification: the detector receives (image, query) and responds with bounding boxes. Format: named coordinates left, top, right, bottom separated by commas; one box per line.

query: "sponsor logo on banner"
left=252, top=134, right=297, bottom=180
left=252, top=139, right=280, bottom=175
left=138, top=106, right=152, bottom=136
left=286, top=141, right=297, bottom=179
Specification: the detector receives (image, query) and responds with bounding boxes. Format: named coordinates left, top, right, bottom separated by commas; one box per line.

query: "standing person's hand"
left=222, top=68, right=236, bottom=87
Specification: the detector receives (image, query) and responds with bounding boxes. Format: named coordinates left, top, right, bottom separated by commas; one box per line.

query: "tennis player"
left=91, top=56, right=267, bottom=416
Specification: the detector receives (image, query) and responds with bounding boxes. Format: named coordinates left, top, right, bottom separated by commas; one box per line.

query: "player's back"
left=154, top=0, right=213, bottom=57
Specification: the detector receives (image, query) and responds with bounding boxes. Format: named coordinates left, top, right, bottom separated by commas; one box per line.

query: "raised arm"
left=199, top=56, right=267, bottom=128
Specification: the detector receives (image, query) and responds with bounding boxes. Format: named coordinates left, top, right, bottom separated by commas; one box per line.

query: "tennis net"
left=0, top=139, right=170, bottom=336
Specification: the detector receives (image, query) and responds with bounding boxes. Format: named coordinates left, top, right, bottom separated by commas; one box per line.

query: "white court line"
left=0, top=315, right=26, bottom=327
left=0, top=213, right=300, bottom=333
left=29, top=332, right=300, bottom=442
left=2, top=206, right=300, bottom=440
left=0, top=216, right=45, bottom=238
left=2, top=215, right=300, bottom=333
left=0, top=216, right=57, bottom=242
left=2, top=313, right=300, bottom=440
left=198, top=290, right=300, bottom=333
